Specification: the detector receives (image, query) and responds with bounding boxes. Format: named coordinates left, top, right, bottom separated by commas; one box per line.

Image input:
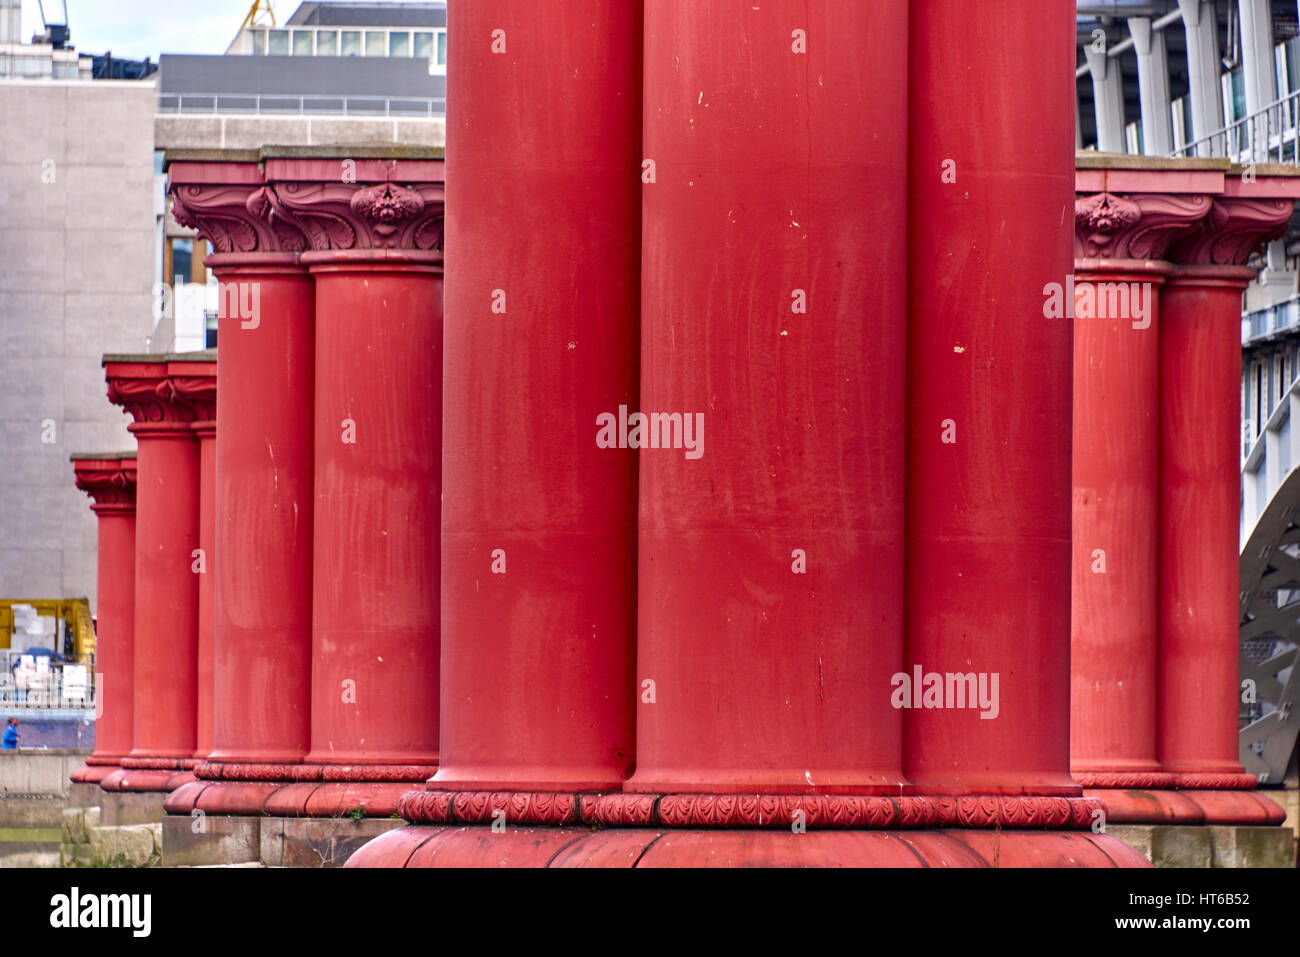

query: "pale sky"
left=16, top=0, right=434, bottom=60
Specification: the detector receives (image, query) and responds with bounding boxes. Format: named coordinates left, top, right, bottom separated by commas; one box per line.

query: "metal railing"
left=157, top=91, right=445, bottom=117
left=1244, top=297, right=1300, bottom=344
left=0, top=650, right=95, bottom=710
left=1173, top=89, right=1300, bottom=163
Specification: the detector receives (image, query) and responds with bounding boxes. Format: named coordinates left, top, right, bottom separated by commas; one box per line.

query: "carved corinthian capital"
left=72, top=458, right=138, bottom=512
left=270, top=180, right=445, bottom=252
left=1074, top=191, right=1213, bottom=261
left=171, top=183, right=308, bottom=255
left=1166, top=197, right=1297, bottom=267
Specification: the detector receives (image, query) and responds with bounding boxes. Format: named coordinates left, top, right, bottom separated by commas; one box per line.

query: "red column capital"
left=1075, top=191, right=1214, bottom=264
left=262, top=162, right=444, bottom=264
left=169, top=161, right=308, bottom=260
left=72, top=456, right=138, bottom=516
left=1166, top=196, right=1295, bottom=269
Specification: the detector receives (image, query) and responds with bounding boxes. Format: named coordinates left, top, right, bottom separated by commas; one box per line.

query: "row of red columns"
left=1069, top=171, right=1297, bottom=825
left=354, top=0, right=1147, bottom=867
left=164, top=161, right=445, bottom=815
left=70, top=354, right=216, bottom=791
left=67, top=1, right=1287, bottom=864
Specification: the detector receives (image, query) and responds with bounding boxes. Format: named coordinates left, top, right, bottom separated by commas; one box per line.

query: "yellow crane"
left=240, top=0, right=277, bottom=31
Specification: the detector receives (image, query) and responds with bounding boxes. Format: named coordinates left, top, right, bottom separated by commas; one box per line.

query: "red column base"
left=71, top=762, right=123, bottom=784
left=394, top=789, right=1108, bottom=830
left=346, top=826, right=1150, bottom=868
left=1085, top=788, right=1286, bottom=825
left=99, top=768, right=197, bottom=793
left=158, top=762, right=438, bottom=816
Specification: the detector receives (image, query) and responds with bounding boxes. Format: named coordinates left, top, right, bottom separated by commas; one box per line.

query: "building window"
left=317, top=30, right=337, bottom=56
left=414, top=31, right=432, bottom=59
left=437, top=29, right=448, bottom=66
left=390, top=31, right=410, bottom=57
left=292, top=30, right=313, bottom=56
left=170, top=238, right=193, bottom=285
left=341, top=30, right=361, bottom=57
left=252, top=29, right=266, bottom=55
left=268, top=29, right=289, bottom=56
left=365, top=31, right=385, bottom=57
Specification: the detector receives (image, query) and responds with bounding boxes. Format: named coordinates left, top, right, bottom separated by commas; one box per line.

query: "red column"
left=169, top=355, right=218, bottom=762
left=1070, top=193, right=1209, bottom=789
left=272, top=160, right=445, bottom=807
left=625, top=0, right=909, bottom=797
left=70, top=455, right=137, bottom=785
left=104, top=358, right=201, bottom=791
left=1158, top=198, right=1292, bottom=788
left=904, top=0, right=1079, bottom=796
left=170, top=170, right=315, bottom=777
left=424, top=0, right=639, bottom=796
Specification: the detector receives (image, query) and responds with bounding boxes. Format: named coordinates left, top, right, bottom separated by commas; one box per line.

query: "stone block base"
left=60, top=804, right=161, bottom=868
left=1108, top=824, right=1296, bottom=868
left=160, top=814, right=404, bottom=867
left=100, top=790, right=168, bottom=827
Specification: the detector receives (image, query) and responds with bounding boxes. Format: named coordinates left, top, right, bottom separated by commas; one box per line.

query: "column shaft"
left=905, top=0, right=1078, bottom=795
left=627, top=0, right=909, bottom=795
left=1070, top=263, right=1168, bottom=779
left=306, top=258, right=441, bottom=767
left=1157, top=266, right=1254, bottom=777
left=128, top=423, right=200, bottom=760
left=432, top=0, right=639, bottom=791
left=208, top=261, right=314, bottom=764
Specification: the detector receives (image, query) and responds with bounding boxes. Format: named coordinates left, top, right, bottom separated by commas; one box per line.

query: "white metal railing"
left=1244, top=297, right=1300, bottom=343
left=1173, top=88, right=1300, bottom=163
left=157, top=91, right=445, bottom=117
left=0, top=650, right=95, bottom=710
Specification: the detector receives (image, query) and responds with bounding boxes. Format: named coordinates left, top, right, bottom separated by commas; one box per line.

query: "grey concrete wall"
left=0, top=79, right=156, bottom=609
left=0, top=750, right=86, bottom=795
left=154, top=112, right=445, bottom=151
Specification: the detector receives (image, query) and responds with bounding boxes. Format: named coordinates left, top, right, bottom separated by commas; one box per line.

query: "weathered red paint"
left=625, top=0, right=909, bottom=796
left=431, top=0, right=639, bottom=792
left=903, top=0, right=1079, bottom=796
left=209, top=258, right=315, bottom=764
left=304, top=255, right=442, bottom=769
left=1156, top=265, right=1256, bottom=780
left=104, top=359, right=202, bottom=769
left=70, top=455, right=137, bottom=782
left=1070, top=264, right=1170, bottom=783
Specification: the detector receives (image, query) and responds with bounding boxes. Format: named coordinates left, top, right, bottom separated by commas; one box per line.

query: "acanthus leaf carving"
left=1075, top=191, right=1213, bottom=261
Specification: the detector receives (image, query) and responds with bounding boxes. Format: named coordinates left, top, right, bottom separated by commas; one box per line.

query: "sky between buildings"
left=17, top=0, right=435, bottom=61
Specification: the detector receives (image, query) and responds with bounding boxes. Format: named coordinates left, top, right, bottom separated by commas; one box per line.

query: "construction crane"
left=240, top=0, right=278, bottom=31
left=36, top=0, right=70, bottom=49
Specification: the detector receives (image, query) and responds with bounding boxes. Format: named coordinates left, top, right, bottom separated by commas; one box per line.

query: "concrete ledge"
left=0, top=795, right=68, bottom=827
left=1109, top=823, right=1295, bottom=867
left=100, top=790, right=167, bottom=827
left=259, top=816, right=405, bottom=868
left=161, top=814, right=260, bottom=867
